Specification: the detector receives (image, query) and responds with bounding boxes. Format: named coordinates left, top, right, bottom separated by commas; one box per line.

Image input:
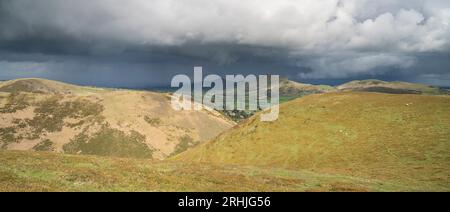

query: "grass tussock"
left=32, top=139, right=55, bottom=152
left=144, top=116, right=162, bottom=127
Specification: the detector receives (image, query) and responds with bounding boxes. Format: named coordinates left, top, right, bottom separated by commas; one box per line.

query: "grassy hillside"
left=175, top=92, right=450, bottom=191
left=0, top=150, right=429, bottom=192
left=0, top=78, right=234, bottom=159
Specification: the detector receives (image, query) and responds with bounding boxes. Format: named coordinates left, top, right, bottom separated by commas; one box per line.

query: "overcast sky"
left=0, top=0, right=449, bottom=87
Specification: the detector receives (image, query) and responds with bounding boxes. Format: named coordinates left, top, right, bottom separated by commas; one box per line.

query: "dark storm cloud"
left=0, top=0, right=449, bottom=86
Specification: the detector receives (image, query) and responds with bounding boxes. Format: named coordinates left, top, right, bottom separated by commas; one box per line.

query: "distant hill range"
left=336, top=79, right=450, bottom=95
left=280, top=78, right=449, bottom=97
left=0, top=78, right=234, bottom=159
left=278, top=78, right=335, bottom=99
left=222, top=78, right=449, bottom=121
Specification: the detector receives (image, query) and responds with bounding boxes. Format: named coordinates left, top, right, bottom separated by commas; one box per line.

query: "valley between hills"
left=0, top=78, right=449, bottom=191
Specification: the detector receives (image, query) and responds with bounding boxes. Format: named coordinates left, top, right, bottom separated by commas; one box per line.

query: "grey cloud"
left=0, top=0, right=449, bottom=86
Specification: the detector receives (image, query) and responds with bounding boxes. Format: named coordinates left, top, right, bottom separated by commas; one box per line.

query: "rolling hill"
left=0, top=78, right=234, bottom=159
left=1, top=78, right=449, bottom=191
left=175, top=92, right=450, bottom=191
left=278, top=78, right=450, bottom=98
left=279, top=78, right=335, bottom=97
left=272, top=78, right=448, bottom=106
left=337, top=79, right=449, bottom=95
